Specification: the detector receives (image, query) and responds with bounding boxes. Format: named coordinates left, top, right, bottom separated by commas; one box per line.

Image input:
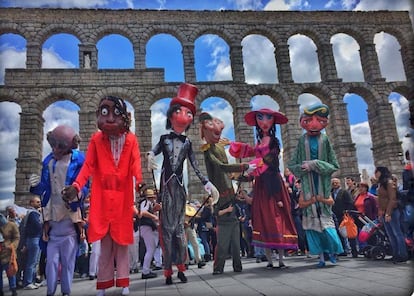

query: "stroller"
left=347, top=210, right=392, bottom=260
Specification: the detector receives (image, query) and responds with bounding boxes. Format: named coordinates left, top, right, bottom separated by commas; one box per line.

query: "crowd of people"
left=0, top=83, right=413, bottom=296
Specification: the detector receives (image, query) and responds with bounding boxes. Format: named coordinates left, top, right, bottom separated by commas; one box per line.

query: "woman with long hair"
left=375, top=166, right=408, bottom=263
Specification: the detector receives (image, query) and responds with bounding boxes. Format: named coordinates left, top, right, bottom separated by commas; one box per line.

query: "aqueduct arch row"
left=0, top=8, right=413, bottom=204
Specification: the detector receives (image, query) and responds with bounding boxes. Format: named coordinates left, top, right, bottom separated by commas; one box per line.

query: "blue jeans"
left=0, top=262, right=17, bottom=291
left=23, top=236, right=41, bottom=286
left=382, top=209, right=408, bottom=260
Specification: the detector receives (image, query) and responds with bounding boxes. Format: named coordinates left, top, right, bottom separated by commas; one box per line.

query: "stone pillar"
left=327, top=101, right=359, bottom=179
left=186, top=123, right=205, bottom=201
left=229, top=44, right=245, bottom=83
left=317, top=43, right=340, bottom=82
left=135, top=109, right=154, bottom=186
left=14, top=111, right=44, bottom=205
left=78, top=110, right=97, bottom=152
left=134, top=42, right=146, bottom=70
left=359, top=43, right=385, bottom=82
left=281, top=103, right=301, bottom=164
left=369, top=102, right=403, bottom=175
left=25, top=42, right=42, bottom=69
left=79, top=43, right=97, bottom=69
left=275, top=43, right=293, bottom=83
left=182, top=43, right=196, bottom=82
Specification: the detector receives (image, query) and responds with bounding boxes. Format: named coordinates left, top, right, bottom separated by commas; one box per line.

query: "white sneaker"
left=24, top=283, right=39, bottom=290
left=121, top=287, right=130, bottom=295
left=96, top=289, right=105, bottom=296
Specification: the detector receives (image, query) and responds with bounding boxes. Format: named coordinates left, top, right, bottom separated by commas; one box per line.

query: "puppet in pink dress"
left=230, top=108, right=298, bottom=268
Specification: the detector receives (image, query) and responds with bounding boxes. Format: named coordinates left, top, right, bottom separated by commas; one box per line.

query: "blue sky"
left=0, top=0, right=412, bottom=208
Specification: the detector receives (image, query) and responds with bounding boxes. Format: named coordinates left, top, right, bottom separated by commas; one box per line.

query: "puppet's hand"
left=61, top=185, right=78, bottom=203
left=301, top=161, right=311, bottom=172
left=204, top=181, right=216, bottom=194
left=147, top=151, right=158, bottom=171
left=246, top=163, right=257, bottom=175
left=29, top=174, right=41, bottom=187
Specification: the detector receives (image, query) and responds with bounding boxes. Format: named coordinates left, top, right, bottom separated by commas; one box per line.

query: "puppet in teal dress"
left=288, top=103, right=343, bottom=267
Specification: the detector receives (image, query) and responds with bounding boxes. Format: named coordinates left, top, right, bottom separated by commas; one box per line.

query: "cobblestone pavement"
left=9, top=254, right=414, bottom=296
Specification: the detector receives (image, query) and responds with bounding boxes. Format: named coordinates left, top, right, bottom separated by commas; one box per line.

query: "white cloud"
left=263, top=0, right=291, bottom=10
left=42, top=48, right=75, bottom=69
left=242, top=35, right=278, bottom=84
left=0, top=47, right=26, bottom=84
left=288, top=35, right=321, bottom=82
left=6, top=0, right=110, bottom=8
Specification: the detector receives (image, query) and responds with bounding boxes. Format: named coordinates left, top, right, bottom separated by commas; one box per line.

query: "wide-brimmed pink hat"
left=244, top=108, right=288, bottom=126
left=170, top=83, right=198, bottom=115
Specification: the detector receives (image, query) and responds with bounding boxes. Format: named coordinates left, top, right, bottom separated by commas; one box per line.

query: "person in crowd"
left=88, top=241, right=100, bottom=281
left=62, top=95, right=143, bottom=296
left=369, top=176, right=379, bottom=196
left=147, top=83, right=216, bottom=285
left=345, top=177, right=359, bottom=200
left=29, top=125, right=88, bottom=296
left=284, top=168, right=297, bottom=194
left=291, top=179, right=309, bottom=257
left=20, top=196, right=42, bottom=289
left=352, top=182, right=378, bottom=253
left=235, top=189, right=253, bottom=258
left=402, top=150, right=414, bottom=245
left=129, top=211, right=140, bottom=275
left=0, top=213, right=19, bottom=296
left=6, top=207, right=22, bottom=227
left=376, top=166, right=408, bottom=263
left=196, top=195, right=215, bottom=262
left=184, top=203, right=205, bottom=269
left=199, top=111, right=254, bottom=275
left=230, top=107, right=298, bottom=269
left=75, top=228, right=89, bottom=279
left=138, top=187, right=161, bottom=279
left=288, top=103, right=343, bottom=268
left=331, top=177, right=355, bottom=256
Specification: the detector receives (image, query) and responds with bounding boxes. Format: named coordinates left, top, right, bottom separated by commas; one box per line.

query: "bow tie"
left=169, top=132, right=186, bottom=143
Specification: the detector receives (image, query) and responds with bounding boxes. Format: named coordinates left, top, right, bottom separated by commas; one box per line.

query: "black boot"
left=177, top=271, right=187, bottom=283
left=165, top=276, right=172, bottom=285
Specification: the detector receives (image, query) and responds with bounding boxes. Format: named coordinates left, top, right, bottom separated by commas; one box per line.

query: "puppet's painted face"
left=300, top=114, right=328, bottom=136
left=256, top=112, right=274, bottom=135
left=202, top=118, right=224, bottom=144
left=170, top=105, right=194, bottom=134
left=47, top=126, right=75, bottom=160
left=97, top=98, right=128, bottom=137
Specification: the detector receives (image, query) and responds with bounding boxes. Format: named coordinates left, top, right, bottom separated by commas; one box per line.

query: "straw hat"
left=185, top=204, right=197, bottom=217
left=142, top=188, right=157, bottom=198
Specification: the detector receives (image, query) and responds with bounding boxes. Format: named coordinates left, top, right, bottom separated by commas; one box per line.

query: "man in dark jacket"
left=331, top=178, right=356, bottom=256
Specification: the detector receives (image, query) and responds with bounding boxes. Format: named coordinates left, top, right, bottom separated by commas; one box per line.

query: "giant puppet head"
left=199, top=112, right=225, bottom=145
left=300, top=103, right=330, bottom=136
left=47, top=125, right=79, bottom=160
left=96, top=96, right=131, bottom=137
left=166, top=83, right=198, bottom=134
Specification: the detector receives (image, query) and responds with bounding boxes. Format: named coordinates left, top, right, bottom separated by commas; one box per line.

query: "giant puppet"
left=288, top=102, right=343, bottom=268
left=62, top=96, right=142, bottom=296
left=147, top=83, right=217, bottom=285
left=199, top=112, right=255, bottom=275
left=29, top=125, right=87, bottom=296
left=229, top=107, right=298, bottom=269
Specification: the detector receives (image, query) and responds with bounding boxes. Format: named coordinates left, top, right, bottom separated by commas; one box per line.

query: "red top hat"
left=170, top=83, right=198, bottom=115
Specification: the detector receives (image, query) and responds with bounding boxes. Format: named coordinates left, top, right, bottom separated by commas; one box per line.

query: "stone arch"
left=0, top=23, right=29, bottom=39
left=35, top=87, right=83, bottom=111
left=0, top=88, right=24, bottom=104
left=327, top=26, right=367, bottom=46
left=141, top=26, right=187, bottom=46
left=34, top=23, right=86, bottom=45
left=285, top=26, right=324, bottom=47
left=193, top=27, right=234, bottom=45
left=240, top=27, right=280, bottom=45
left=93, top=24, right=138, bottom=45
left=198, top=84, right=241, bottom=109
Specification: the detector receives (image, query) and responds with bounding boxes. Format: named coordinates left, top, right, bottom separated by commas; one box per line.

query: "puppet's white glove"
left=29, top=174, right=41, bottom=187
left=246, top=163, right=257, bottom=175
left=210, top=184, right=219, bottom=205
left=204, top=181, right=216, bottom=194
left=147, top=151, right=158, bottom=171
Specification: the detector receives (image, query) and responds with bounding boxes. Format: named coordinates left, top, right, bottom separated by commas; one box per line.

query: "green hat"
left=303, top=103, right=329, bottom=117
